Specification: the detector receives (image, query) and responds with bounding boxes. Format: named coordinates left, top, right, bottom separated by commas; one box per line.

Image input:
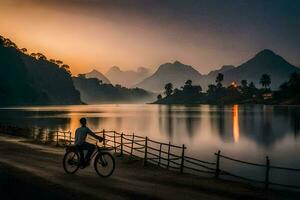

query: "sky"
left=0, top=0, right=299, bottom=75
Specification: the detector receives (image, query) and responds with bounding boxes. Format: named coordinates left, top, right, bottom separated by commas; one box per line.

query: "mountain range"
left=136, top=49, right=300, bottom=92
left=105, top=66, right=150, bottom=87
left=85, top=69, right=111, bottom=84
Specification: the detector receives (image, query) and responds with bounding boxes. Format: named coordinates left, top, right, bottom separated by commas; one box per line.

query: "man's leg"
left=77, top=146, right=85, bottom=166
left=83, top=142, right=95, bottom=163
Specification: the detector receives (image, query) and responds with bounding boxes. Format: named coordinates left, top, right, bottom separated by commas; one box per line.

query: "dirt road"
left=0, top=134, right=297, bottom=200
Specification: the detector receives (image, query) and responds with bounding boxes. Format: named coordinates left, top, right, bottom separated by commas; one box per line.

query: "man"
left=75, top=118, right=103, bottom=167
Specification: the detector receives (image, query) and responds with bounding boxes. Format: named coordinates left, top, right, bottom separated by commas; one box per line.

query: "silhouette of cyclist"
left=75, top=118, right=103, bottom=167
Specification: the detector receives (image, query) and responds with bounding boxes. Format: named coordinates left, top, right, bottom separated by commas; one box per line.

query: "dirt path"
left=0, top=134, right=297, bottom=200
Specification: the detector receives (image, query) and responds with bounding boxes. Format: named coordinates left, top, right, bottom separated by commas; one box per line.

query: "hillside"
left=0, top=35, right=81, bottom=105
left=219, top=49, right=300, bottom=89
left=136, top=61, right=203, bottom=92
left=73, top=76, right=155, bottom=103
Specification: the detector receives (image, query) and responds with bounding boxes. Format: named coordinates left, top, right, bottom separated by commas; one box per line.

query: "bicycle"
left=63, top=141, right=115, bottom=177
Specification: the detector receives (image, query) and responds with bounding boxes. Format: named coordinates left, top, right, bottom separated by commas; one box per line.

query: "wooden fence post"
left=130, top=133, right=135, bottom=157
left=56, top=129, right=59, bottom=146
left=144, top=137, right=148, bottom=166
left=180, top=144, right=185, bottom=173
left=113, top=131, right=116, bottom=152
left=63, top=131, right=66, bottom=146
left=215, top=150, right=221, bottom=179
left=120, top=132, right=124, bottom=156
left=265, top=156, right=270, bottom=190
left=167, top=141, right=171, bottom=169
left=158, top=143, right=162, bottom=166
left=103, top=129, right=106, bottom=147
left=69, top=131, right=71, bottom=144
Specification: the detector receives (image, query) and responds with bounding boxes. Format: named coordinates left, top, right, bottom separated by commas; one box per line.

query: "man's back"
left=75, top=126, right=91, bottom=146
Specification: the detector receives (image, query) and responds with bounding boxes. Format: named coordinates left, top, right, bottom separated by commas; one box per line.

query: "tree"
left=260, top=74, right=271, bottom=89
left=185, top=80, right=192, bottom=87
left=164, top=83, right=173, bottom=97
left=241, top=80, right=248, bottom=88
left=174, top=88, right=180, bottom=94
left=216, top=73, right=224, bottom=88
left=20, top=48, right=27, bottom=53
left=207, top=84, right=217, bottom=94
left=36, top=53, right=47, bottom=60
left=55, top=60, right=63, bottom=66
left=157, top=94, right=162, bottom=100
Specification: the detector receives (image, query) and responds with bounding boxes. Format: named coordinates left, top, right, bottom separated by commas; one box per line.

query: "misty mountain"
left=105, top=66, right=150, bottom=87
left=73, top=76, right=155, bottom=103
left=135, top=61, right=203, bottom=92
left=85, top=69, right=111, bottom=84
left=0, top=35, right=81, bottom=105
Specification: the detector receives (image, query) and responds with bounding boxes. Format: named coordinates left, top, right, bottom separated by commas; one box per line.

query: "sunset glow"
left=1, top=0, right=299, bottom=75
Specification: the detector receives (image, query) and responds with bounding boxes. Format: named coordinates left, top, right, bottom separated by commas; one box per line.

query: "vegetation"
left=73, top=75, right=155, bottom=103
left=155, top=72, right=300, bottom=105
left=0, top=35, right=81, bottom=105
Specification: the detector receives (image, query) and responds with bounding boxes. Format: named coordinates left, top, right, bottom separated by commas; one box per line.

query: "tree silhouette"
left=164, top=83, right=173, bottom=97
left=185, top=80, right=192, bottom=86
left=207, top=84, right=217, bottom=94
left=216, top=73, right=224, bottom=88
left=260, top=74, right=271, bottom=89
left=241, top=80, right=248, bottom=88
left=157, top=94, right=162, bottom=100
left=20, top=48, right=27, bottom=53
left=55, top=60, right=63, bottom=66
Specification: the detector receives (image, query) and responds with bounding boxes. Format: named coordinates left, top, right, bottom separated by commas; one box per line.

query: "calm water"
left=1, top=104, right=300, bottom=186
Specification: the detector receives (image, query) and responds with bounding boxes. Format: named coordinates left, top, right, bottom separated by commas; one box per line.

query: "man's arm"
left=87, top=128, right=103, bottom=141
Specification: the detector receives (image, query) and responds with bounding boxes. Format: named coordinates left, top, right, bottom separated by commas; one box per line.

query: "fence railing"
left=1, top=124, right=300, bottom=191
left=0, top=124, right=73, bottom=146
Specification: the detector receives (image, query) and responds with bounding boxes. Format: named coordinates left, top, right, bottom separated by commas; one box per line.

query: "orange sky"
left=0, top=0, right=299, bottom=75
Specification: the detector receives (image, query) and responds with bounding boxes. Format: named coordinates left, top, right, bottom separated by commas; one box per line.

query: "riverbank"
left=0, top=134, right=299, bottom=200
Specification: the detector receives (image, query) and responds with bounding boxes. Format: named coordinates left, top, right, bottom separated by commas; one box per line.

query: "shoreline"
left=0, top=134, right=299, bottom=199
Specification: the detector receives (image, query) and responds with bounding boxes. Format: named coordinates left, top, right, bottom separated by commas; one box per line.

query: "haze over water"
left=1, top=104, right=300, bottom=186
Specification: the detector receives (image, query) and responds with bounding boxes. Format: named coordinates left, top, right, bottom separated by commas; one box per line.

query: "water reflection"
left=232, top=105, right=240, bottom=143
left=0, top=104, right=300, bottom=150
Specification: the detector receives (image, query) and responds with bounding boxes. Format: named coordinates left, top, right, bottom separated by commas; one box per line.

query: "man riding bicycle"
left=75, top=118, right=103, bottom=167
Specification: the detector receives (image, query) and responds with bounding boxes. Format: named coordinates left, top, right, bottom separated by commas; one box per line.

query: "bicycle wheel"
left=63, top=150, right=80, bottom=174
left=94, top=152, right=115, bottom=177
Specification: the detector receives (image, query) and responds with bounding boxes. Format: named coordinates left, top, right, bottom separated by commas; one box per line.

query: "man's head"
left=80, top=118, right=87, bottom=126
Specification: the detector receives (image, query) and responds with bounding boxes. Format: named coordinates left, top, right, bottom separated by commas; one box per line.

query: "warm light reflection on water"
left=1, top=104, right=300, bottom=185
left=232, top=104, right=240, bottom=143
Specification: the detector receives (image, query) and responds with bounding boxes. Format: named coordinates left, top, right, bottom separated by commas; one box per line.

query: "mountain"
left=85, top=69, right=111, bottom=84
left=73, top=76, right=155, bottom=103
left=137, top=50, right=300, bottom=92
left=0, top=35, right=81, bottom=105
left=219, top=49, right=300, bottom=89
left=105, top=66, right=150, bottom=87
left=135, top=61, right=203, bottom=92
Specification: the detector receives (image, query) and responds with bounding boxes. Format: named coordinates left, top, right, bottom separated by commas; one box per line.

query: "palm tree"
left=216, top=73, right=224, bottom=88
left=164, top=83, right=173, bottom=97
left=259, top=74, right=271, bottom=89
left=241, top=80, right=248, bottom=88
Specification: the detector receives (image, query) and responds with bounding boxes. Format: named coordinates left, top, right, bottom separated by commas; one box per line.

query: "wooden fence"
left=1, top=124, right=300, bottom=190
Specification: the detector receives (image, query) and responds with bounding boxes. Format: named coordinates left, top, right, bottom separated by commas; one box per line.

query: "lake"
left=0, top=104, right=300, bottom=187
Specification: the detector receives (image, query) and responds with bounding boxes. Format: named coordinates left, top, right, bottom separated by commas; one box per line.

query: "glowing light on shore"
left=232, top=104, right=240, bottom=143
